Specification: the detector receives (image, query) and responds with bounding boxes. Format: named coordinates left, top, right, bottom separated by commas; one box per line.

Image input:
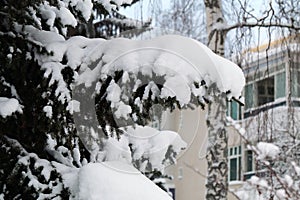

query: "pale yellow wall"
left=163, top=108, right=208, bottom=200
left=162, top=108, right=244, bottom=200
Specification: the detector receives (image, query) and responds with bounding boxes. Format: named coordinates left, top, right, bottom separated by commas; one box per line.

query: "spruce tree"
left=0, top=0, right=144, bottom=198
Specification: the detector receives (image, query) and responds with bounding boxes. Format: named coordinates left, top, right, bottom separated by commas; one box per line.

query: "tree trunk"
left=206, top=87, right=228, bottom=200
left=204, top=0, right=226, bottom=56
left=204, top=0, right=228, bottom=199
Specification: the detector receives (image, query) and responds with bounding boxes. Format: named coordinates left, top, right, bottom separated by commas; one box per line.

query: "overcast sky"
left=120, top=0, right=276, bottom=46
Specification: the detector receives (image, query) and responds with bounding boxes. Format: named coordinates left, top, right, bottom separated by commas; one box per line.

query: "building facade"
left=163, top=36, right=300, bottom=199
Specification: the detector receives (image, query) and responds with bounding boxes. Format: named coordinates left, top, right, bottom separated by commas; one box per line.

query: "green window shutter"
left=291, top=71, right=300, bottom=97
left=226, top=101, right=230, bottom=117
left=275, top=72, right=286, bottom=99
left=245, top=84, right=253, bottom=109
left=230, top=101, right=238, bottom=120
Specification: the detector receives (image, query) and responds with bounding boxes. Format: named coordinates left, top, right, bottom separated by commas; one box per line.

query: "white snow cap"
left=0, top=97, right=23, bottom=118
left=95, top=35, right=245, bottom=102
left=78, top=161, right=172, bottom=200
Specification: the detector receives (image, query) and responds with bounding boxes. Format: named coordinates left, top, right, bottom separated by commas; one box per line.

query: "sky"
left=120, top=0, right=165, bottom=23
left=119, top=0, right=278, bottom=47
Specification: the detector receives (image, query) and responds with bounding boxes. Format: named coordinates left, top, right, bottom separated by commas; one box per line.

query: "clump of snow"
left=14, top=24, right=65, bottom=46
left=160, top=75, right=191, bottom=106
left=77, top=161, right=172, bottom=200
left=38, top=1, right=77, bottom=29
left=73, top=0, right=93, bottom=20
left=106, top=80, right=121, bottom=103
left=125, top=126, right=187, bottom=169
left=67, top=100, right=81, bottom=114
left=0, top=97, right=23, bottom=118
left=52, top=160, right=172, bottom=200
left=249, top=176, right=269, bottom=188
left=43, top=105, right=53, bottom=118
left=97, top=125, right=186, bottom=172
left=114, top=102, right=132, bottom=119
left=256, top=142, right=280, bottom=160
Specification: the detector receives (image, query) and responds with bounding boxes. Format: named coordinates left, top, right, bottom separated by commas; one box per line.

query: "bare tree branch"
left=225, top=22, right=300, bottom=32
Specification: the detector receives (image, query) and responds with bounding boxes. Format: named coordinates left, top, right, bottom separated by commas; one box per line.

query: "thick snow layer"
left=71, top=35, right=245, bottom=123
left=20, top=24, right=244, bottom=109
left=54, top=161, right=172, bottom=200
left=77, top=161, right=172, bottom=200
left=97, top=35, right=245, bottom=101
left=0, top=97, right=22, bottom=118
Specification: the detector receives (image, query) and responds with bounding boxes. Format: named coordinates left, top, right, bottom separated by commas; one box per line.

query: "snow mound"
left=0, top=97, right=22, bottom=118
left=77, top=161, right=172, bottom=200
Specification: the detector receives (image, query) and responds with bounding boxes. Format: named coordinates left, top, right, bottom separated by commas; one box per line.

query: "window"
left=275, top=72, right=286, bottom=99
left=257, top=77, right=274, bottom=106
left=227, top=101, right=242, bottom=120
left=245, top=76, right=276, bottom=110
left=228, top=146, right=242, bottom=181
left=244, top=84, right=254, bottom=109
left=291, top=70, right=300, bottom=97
